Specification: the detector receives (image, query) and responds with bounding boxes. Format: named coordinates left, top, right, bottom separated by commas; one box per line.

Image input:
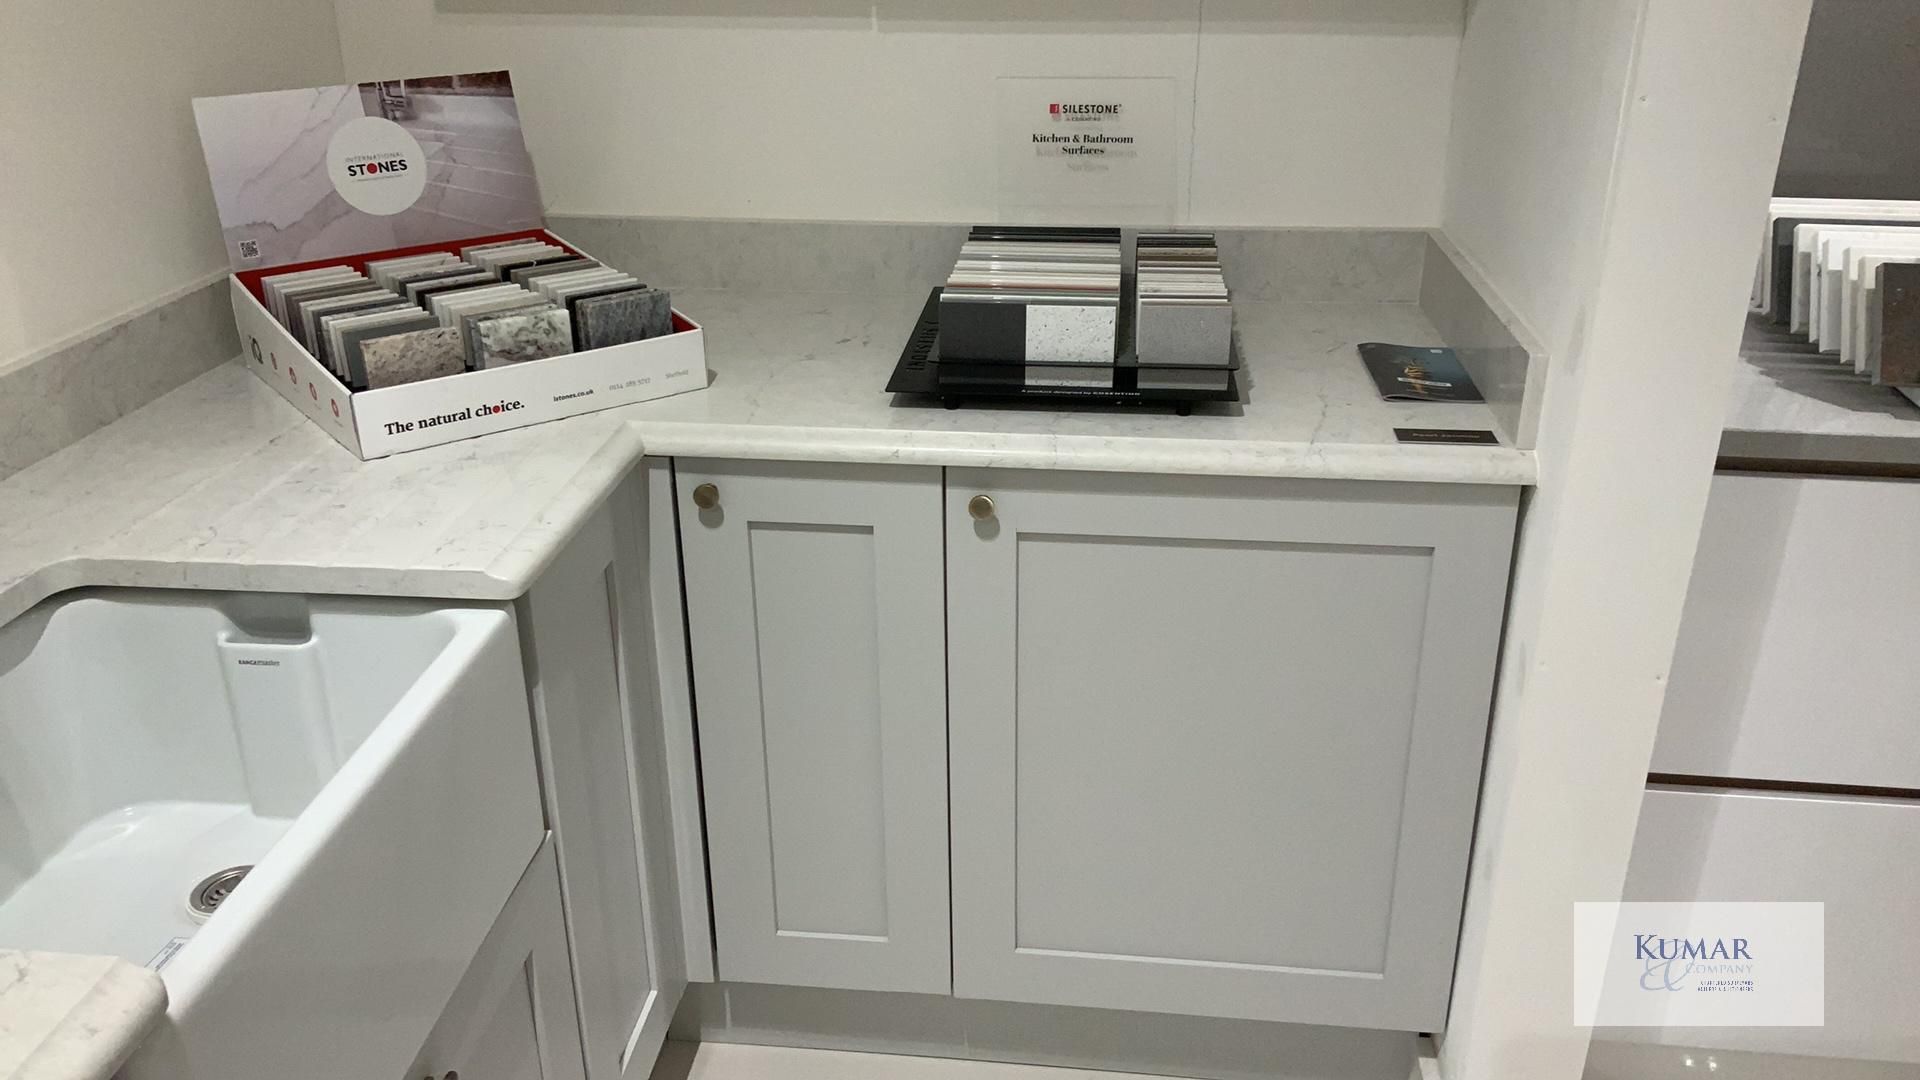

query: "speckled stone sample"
left=1025, top=303, right=1116, bottom=364
left=1136, top=299, right=1234, bottom=366
left=360, top=326, right=466, bottom=389
left=464, top=303, right=557, bottom=370
left=474, top=308, right=574, bottom=368
left=575, top=287, right=673, bottom=350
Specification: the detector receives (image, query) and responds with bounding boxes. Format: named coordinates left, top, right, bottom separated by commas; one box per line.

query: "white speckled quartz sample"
left=0, top=288, right=1531, bottom=629
left=1024, top=304, right=1117, bottom=364
left=1722, top=315, right=1920, bottom=466
left=0, top=951, right=166, bottom=1080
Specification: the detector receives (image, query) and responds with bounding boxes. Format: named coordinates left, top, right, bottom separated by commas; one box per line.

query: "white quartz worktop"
left=0, top=289, right=1532, bottom=628
left=1723, top=315, right=1920, bottom=466
left=0, top=952, right=166, bottom=1080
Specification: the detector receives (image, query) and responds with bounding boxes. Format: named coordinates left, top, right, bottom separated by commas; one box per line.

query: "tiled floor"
left=652, top=1039, right=1920, bottom=1080
left=650, top=1042, right=1214, bottom=1080
left=1584, top=1042, right=1920, bottom=1080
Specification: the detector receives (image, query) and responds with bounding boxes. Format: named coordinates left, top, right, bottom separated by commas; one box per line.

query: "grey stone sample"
left=575, top=287, right=673, bottom=350
left=464, top=302, right=558, bottom=370
left=474, top=308, right=574, bottom=368
left=1135, top=299, right=1233, bottom=367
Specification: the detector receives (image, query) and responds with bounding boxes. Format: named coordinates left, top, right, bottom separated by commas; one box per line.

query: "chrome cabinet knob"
left=691, top=483, right=720, bottom=510
left=968, top=494, right=996, bottom=521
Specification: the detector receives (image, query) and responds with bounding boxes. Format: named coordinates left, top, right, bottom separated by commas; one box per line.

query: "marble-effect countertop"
left=1722, top=315, right=1920, bottom=465
left=0, top=289, right=1533, bottom=629
left=0, top=952, right=166, bottom=1080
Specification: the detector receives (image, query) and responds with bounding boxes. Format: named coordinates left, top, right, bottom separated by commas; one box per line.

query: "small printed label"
left=147, top=936, right=192, bottom=971
left=237, top=239, right=261, bottom=261
left=1394, top=427, right=1499, bottom=445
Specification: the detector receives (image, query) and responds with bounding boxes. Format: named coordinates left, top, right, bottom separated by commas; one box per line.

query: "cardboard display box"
left=196, top=72, right=707, bottom=458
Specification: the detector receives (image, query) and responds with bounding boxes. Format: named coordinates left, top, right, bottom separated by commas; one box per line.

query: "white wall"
left=330, top=0, right=1461, bottom=229
left=0, top=0, right=346, bottom=368
left=1435, top=2, right=1811, bottom=1079
left=1774, top=0, right=1920, bottom=200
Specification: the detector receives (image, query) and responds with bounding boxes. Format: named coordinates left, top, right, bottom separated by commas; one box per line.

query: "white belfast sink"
left=0, top=589, right=545, bottom=1079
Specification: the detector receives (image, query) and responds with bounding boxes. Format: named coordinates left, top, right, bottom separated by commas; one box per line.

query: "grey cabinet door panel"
left=946, top=470, right=1516, bottom=1031
left=679, top=459, right=950, bottom=994
left=521, top=472, right=688, bottom=1080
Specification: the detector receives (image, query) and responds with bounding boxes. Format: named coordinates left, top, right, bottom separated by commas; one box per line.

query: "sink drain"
left=189, top=865, right=252, bottom=918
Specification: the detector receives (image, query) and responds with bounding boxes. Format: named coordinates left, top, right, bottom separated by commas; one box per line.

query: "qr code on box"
left=238, top=239, right=261, bottom=260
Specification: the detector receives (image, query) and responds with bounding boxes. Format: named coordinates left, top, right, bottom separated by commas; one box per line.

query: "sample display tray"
left=886, top=289, right=1241, bottom=415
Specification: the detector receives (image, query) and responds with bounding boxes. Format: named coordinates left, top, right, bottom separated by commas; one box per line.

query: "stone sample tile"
left=360, top=326, right=465, bottom=388
left=474, top=308, right=574, bottom=368
left=575, top=287, right=673, bottom=350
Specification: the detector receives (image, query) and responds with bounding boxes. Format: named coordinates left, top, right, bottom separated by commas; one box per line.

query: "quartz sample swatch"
left=361, top=326, right=466, bottom=389
left=474, top=308, right=574, bottom=368
left=575, top=287, right=673, bottom=350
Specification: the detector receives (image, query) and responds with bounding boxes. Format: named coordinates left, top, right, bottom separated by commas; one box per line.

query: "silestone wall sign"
left=996, top=76, right=1178, bottom=224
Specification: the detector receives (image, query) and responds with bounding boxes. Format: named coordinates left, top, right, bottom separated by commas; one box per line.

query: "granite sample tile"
left=474, top=308, right=574, bottom=368
left=463, top=302, right=556, bottom=370
left=360, top=326, right=466, bottom=389
left=316, top=301, right=413, bottom=375
left=338, top=312, right=441, bottom=389
left=575, top=287, right=673, bottom=350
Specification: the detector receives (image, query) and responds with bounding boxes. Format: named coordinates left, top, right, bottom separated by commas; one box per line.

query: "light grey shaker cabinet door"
left=407, top=837, right=587, bottom=1080
left=677, top=459, right=951, bottom=995
left=520, top=471, right=688, bottom=1080
left=945, top=469, right=1518, bottom=1032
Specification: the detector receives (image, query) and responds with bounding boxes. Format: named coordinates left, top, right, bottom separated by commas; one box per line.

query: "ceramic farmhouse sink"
left=0, top=589, right=544, bottom=1079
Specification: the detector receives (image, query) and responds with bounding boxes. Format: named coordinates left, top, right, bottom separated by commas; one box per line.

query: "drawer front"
left=1615, top=786, right=1920, bottom=1064
left=1656, top=473, right=1920, bottom=789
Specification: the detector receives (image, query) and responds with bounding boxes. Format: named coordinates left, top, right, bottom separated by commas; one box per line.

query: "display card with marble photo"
left=194, top=71, right=543, bottom=271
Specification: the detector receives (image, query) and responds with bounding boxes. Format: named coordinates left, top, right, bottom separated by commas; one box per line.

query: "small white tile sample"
left=1023, top=304, right=1116, bottom=364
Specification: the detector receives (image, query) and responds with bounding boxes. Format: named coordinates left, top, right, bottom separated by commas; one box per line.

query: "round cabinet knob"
left=691, top=483, right=720, bottom=510
left=967, top=494, right=996, bottom=521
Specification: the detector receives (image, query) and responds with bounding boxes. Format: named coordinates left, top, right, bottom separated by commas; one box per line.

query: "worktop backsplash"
left=0, top=279, right=238, bottom=483
left=546, top=217, right=1430, bottom=302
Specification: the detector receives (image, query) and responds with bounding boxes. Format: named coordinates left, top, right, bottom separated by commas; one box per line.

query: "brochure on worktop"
left=1357, top=343, right=1485, bottom=403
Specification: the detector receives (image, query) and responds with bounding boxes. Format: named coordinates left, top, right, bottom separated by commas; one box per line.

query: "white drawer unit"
left=1613, top=786, right=1920, bottom=1064
left=1656, top=473, right=1920, bottom=790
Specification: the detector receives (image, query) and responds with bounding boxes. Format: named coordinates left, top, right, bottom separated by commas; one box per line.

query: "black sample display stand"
left=885, top=289, right=1240, bottom=416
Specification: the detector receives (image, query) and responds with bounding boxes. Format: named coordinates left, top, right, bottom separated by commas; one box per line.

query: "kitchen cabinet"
left=519, top=473, right=691, bottom=1079
left=1611, top=787, right=1920, bottom=1064
left=408, top=837, right=586, bottom=1080
left=673, top=459, right=1517, bottom=1032
left=945, top=469, right=1517, bottom=1031
left=1655, top=473, right=1920, bottom=789
left=676, top=459, right=951, bottom=995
